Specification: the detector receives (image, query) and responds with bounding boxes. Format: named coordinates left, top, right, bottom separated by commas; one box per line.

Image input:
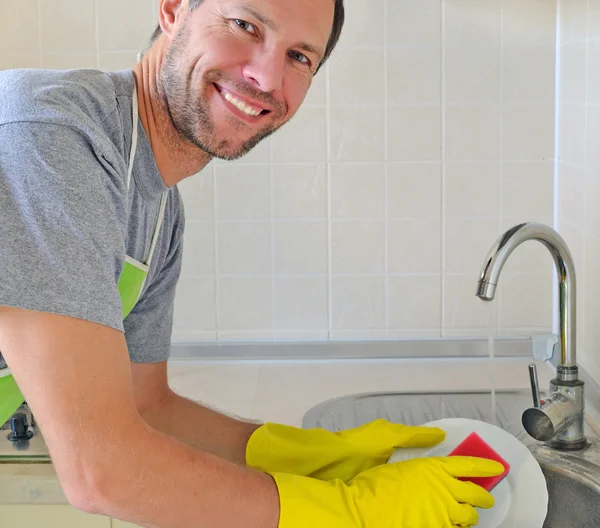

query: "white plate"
left=388, top=418, right=548, bottom=528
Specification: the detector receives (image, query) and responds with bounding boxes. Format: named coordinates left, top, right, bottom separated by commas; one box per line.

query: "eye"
left=289, top=50, right=310, bottom=65
left=233, top=19, right=257, bottom=34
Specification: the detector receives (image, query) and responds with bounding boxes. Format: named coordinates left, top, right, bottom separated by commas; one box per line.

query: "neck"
left=132, top=48, right=212, bottom=187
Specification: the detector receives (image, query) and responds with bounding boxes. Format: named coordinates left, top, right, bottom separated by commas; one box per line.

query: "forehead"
left=214, top=0, right=335, bottom=49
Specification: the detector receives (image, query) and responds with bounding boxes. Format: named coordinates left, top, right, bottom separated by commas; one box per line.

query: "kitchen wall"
left=0, top=0, right=557, bottom=343
left=557, top=0, right=600, bottom=379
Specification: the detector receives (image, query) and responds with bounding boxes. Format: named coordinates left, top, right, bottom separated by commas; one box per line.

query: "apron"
left=117, top=83, right=169, bottom=319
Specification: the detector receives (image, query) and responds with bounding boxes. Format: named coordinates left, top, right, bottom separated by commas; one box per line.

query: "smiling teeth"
left=223, top=91, right=262, bottom=116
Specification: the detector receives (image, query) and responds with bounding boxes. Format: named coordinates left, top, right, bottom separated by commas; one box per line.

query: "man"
left=0, top=0, right=503, bottom=526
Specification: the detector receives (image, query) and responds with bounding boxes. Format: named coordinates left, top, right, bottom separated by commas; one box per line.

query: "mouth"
left=214, top=84, right=271, bottom=120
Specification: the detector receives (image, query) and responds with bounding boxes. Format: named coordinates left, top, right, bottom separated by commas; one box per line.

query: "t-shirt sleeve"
left=0, top=121, right=127, bottom=332
left=123, top=194, right=185, bottom=364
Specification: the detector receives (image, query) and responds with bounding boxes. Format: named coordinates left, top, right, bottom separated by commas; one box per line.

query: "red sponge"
left=448, top=432, right=511, bottom=491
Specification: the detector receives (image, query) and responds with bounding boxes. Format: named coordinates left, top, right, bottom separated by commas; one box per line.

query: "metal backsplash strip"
left=169, top=337, right=534, bottom=361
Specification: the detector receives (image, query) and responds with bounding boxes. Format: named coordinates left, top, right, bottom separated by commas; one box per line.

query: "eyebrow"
left=230, top=3, right=325, bottom=62
left=232, top=4, right=278, bottom=31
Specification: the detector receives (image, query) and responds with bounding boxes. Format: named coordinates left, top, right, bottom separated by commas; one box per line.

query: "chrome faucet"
left=476, top=222, right=587, bottom=450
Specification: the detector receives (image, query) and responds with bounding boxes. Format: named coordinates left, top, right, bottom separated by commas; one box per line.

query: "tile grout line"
left=383, top=0, right=390, bottom=336
left=325, top=62, right=333, bottom=339
left=212, top=163, right=221, bottom=340
left=94, top=0, right=100, bottom=69
left=440, top=0, right=447, bottom=337
left=36, top=0, right=43, bottom=67
left=497, top=0, right=505, bottom=333
left=270, top=138, right=276, bottom=340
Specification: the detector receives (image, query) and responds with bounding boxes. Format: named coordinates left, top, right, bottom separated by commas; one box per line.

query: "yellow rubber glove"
left=272, top=456, right=504, bottom=528
left=247, top=418, right=445, bottom=483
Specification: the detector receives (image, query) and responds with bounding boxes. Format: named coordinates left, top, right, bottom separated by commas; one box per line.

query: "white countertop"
left=0, top=356, right=554, bottom=505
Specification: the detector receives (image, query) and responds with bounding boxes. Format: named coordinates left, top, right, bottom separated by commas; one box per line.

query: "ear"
left=158, top=0, right=187, bottom=39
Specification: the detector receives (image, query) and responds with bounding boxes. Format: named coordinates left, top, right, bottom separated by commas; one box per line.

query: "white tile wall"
left=557, top=0, right=600, bottom=380
left=0, top=0, right=558, bottom=343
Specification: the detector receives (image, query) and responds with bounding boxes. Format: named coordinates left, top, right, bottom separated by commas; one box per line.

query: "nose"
left=242, top=48, right=285, bottom=93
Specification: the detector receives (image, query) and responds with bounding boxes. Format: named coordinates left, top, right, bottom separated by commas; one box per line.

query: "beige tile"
left=274, top=221, right=328, bottom=274
left=559, top=0, right=587, bottom=44
left=590, top=0, right=600, bottom=40
left=215, top=164, right=270, bottom=220
left=444, top=274, right=498, bottom=330
left=388, top=275, right=441, bottom=329
left=387, top=46, right=441, bottom=105
left=168, top=360, right=260, bottom=419
left=444, top=0, right=502, bottom=49
left=560, top=42, right=587, bottom=104
left=274, top=277, right=328, bottom=330
left=500, top=273, right=553, bottom=329
left=329, top=49, right=384, bottom=105
left=217, top=222, right=272, bottom=275
left=559, top=164, right=585, bottom=229
left=559, top=103, right=586, bottom=165
left=585, top=170, right=600, bottom=240
left=587, top=107, right=600, bottom=172
left=588, top=41, right=600, bottom=105
left=445, top=43, right=501, bottom=104
left=444, top=162, right=501, bottom=218
left=178, top=169, right=214, bottom=221
left=0, top=1, right=39, bottom=54
left=445, top=104, right=501, bottom=160
left=444, top=219, right=501, bottom=275
left=502, top=0, right=557, bottom=48
left=304, top=68, right=326, bottom=107
left=503, top=44, right=556, bottom=103
left=388, top=219, right=441, bottom=273
left=586, top=236, right=600, bottom=303
left=387, top=0, right=441, bottom=47
left=171, top=330, right=217, bottom=342
left=336, top=0, right=384, bottom=48
left=387, top=163, right=442, bottom=219
left=97, top=0, right=155, bottom=52
left=503, top=103, right=555, bottom=160
left=274, top=330, right=329, bottom=340
left=0, top=54, right=41, bottom=70
left=40, top=0, right=96, bottom=53
left=502, top=161, right=554, bottom=218
left=330, top=164, right=385, bottom=218
left=273, top=164, right=327, bottom=219
left=41, top=53, right=97, bottom=70
left=98, top=52, right=139, bottom=72
left=331, top=277, right=385, bottom=329
left=271, top=106, right=326, bottom=162
left=331, top=220, right=385, bottom=274
left=218, top=331, right=274, bottom=341
left=330, top=106, right=385, bottom=161
left=582, top=298, right=600, bottom=372
left=180, top=221, right=215, bottom=277
left=387, top=105, right=442, bottom=161
left=217, top=277, right=272, bottom=331
left=173, top=278, right=216, bottom=331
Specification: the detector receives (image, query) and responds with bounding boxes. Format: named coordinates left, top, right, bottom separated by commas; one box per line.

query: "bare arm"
left=131, top=362, right=260, bottom=466
left=0, top=307, right=279, bottom=528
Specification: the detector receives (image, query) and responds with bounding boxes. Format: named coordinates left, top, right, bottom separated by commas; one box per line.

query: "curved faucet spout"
left=476, top=222, right=577, bottom=371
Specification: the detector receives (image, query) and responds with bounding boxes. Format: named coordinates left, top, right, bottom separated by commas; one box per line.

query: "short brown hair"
left=144, top=0, right=345, bottom=72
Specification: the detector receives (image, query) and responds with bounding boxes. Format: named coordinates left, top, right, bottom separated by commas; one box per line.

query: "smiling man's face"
left=159, top=0, right=335, bottom=160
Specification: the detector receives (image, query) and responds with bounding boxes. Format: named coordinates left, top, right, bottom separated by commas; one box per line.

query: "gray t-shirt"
left=0, top=68, right=185, bottom=363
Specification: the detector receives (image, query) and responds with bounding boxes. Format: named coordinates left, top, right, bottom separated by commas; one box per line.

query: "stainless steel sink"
left=302, top=390, right=600, bottom=527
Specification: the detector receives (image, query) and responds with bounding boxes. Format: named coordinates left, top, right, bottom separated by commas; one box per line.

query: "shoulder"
left=0, top=68, right=123, bottom=132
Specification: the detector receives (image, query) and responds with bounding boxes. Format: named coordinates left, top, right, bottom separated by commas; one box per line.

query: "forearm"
left=88, top=420, right=279, bottom=528
left=140, top=389, right=261, bottom=465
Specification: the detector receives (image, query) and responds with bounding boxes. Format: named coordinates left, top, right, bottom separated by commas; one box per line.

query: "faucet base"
left=547, top=437, right=590, bottom=451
